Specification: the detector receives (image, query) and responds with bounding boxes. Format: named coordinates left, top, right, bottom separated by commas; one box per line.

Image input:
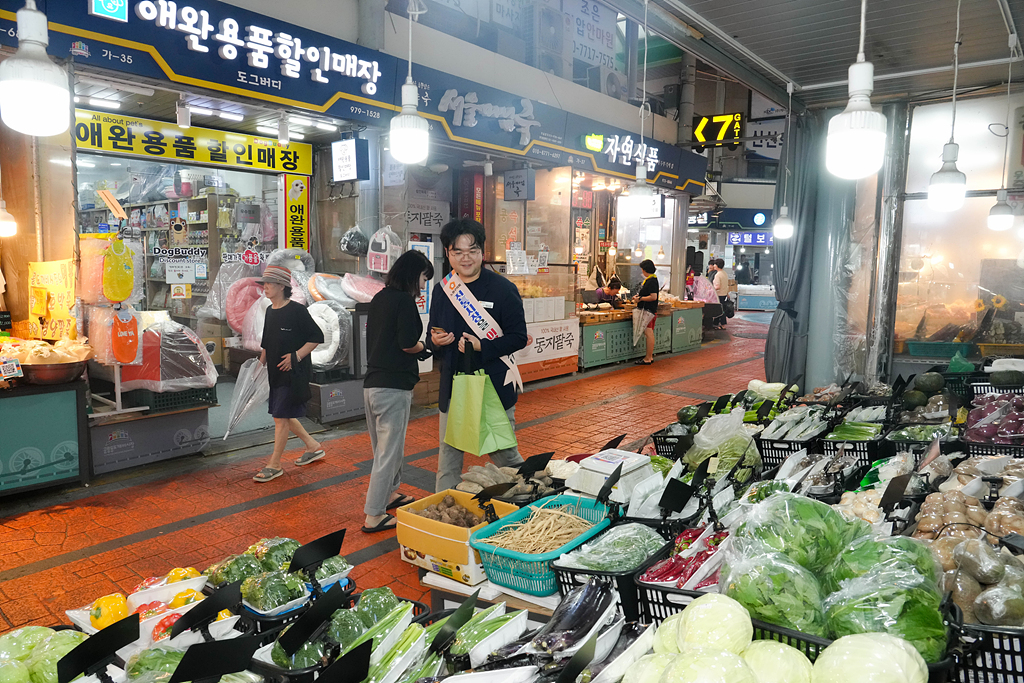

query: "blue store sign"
left=0, top=0, right=399, bottom=124
left=711, top=208, right=774, bottom=231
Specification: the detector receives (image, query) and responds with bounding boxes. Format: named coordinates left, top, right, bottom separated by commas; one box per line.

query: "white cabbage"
left=678, top=593, right=753, bottom=655
left=622, top=653, right=676, bottom=683
left=654, top=612, right=686, bottom=654
left=742, top=641, right=812, bottom=683
left=811, top=634, right=927, bottom=683
left=659, top=647, right=757, bottom=683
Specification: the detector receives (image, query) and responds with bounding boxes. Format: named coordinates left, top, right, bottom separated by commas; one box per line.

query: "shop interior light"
left=775, top=84, right=796, bottom=239
left=825, top=0, right=887, bottom=179
left=290, top=116, right=312, bottom=126
left=176, top=99, right=190, bottom=128
left=277, top=113, right=289, bottom=145
left=657, top=246, right=665, bottom=261
left=88, top=97, right=119, bottom=110
left=634, top=243, right=644, bottom=258
left=989, top=35, right=1018, bottom=231
left=218, top=111, right=243, bottom=122
left=774, top=206, right=795, bottom=240
left=390, top=0, right=429, bottom=165
left=607, top=245, right=617, bottom=256
left=574, top=242, right=584, bottom=255
left=77, top=160, right=95, bottom=168
left=736, top=264, right=744, bottom=271
left=765, top=248, right=771, bottom=254
left=0, top=1, right=70, bottom=137
left=189, top=105, right=213, bottom=116
left=316, top=122, right=338, bottom=132
left=257, top=125, right=304, bottom=140
left=928, top=0, right=967, bottom=213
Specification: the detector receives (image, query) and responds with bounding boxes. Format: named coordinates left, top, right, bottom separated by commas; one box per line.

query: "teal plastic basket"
left=469, top=494, right=611, bottom=597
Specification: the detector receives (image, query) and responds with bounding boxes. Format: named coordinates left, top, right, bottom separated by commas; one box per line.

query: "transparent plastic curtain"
left=764, top=112, right=825, bottom=386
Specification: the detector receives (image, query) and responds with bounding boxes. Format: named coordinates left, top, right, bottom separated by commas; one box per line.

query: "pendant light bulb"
left=390, top=81, right=429, bottom=164
left=0, top=1, right=70, bottom=137
left=826, top=61, right=887, bottom=179
left=657, top=246, right=665, bottom=261
left=774, top=205, right=795, bottom=240
left=607, top=245, right=617, bottom=257
left=928, top=142, right=966, bottom=212
left=0, top=200, right=16, bottom=237
left=277, top=113, right=289, bottom=146
left=630, top=163, right=654, bottom=198
left=989, top=189, right=1014, bottom=231
left=573, top=242, right=584, bottom=255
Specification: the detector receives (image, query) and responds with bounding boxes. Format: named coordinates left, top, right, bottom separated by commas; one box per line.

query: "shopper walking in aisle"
left=254, top=265, right=325, bottom=483
left=633, top=259, right=659, bottom=365
left=711, top=258, right=730, bottom=329
left=429, top=218, right=528, bottom=492
left=361, top=251, right=434, bottom=533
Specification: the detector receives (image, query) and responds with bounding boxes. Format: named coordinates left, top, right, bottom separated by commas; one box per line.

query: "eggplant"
left=580, top=622, right=646, bottom=683
left=529, top=578, right=616, bottom=654
left=474, top=653, right=551, bottom=672
left=487, top=627, right=540, bottom=662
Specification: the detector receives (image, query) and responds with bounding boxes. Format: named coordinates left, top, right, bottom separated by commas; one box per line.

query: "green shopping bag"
left=444, top=349, right=517, bottom=456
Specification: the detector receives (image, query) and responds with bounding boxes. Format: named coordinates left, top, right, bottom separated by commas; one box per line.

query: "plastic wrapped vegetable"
left=244, top=537, right=300, bottom=572
left=0, top=659, right=30, bottom=683
left=736, top=493, right=869, bottom=574
left=205, top=554, right=265, bottom=587
left=722, top=547, right=827, bottom=636
left=682, top=409, right=762, bottom=488
left=823, top=563, right=947, bottom=663
left=327, top=609, right=367, bottom=648
left=740, top=642, right=812, bottom=683
left=677, top=593, right=753, bottom=655
left=451, top=611, right=522, bottom=655
left=811, top=633, right=927, bottom=683
left=26, top=631, right=88, bottom=683
left=364, top=624, right=425, bottom=683
left=826, top=535, right=940, bottom=593
left=355, top=587, right=400, bottom=628
left=657, top=647, right=756, bottom=683
left=622, top=653, right=676, bottom=683
left=0, top=627, right=54, bottom=662
left=125, top=646, right=185, bottom=679
left=271, top=627, right=329, bottom=669
left=555, top=524, right=666, bottom=572
left=315, top=555, right=352, bottom=582
left=973, top=585, right=1024, bottom=626
left=240, top=570, right=306, bottom=612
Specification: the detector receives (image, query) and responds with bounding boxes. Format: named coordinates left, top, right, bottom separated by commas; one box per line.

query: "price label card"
left=28, top=317, right=77, bottom=341
left=0, top=357, right=23, bottom=379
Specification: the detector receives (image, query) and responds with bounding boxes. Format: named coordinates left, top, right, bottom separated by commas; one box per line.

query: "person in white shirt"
left=711, top=259, right=730, bottom=329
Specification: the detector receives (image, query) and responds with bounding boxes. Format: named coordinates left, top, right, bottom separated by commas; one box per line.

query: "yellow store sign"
left=73, top=109, right=312, bottom=176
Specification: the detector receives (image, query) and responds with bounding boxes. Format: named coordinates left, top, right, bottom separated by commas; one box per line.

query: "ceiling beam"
left=605, top=0, right=806, bottom=113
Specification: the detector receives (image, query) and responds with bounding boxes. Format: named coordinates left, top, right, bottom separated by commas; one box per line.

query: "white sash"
left=441, top=272, right=524, bottom=393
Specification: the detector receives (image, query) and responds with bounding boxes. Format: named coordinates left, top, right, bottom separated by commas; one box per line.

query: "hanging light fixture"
left=390, top=0, right=429, bottom=164
left=765, top=248, right=771, bottom=255
left=657, top=245, right=665, bottom=261
left=176, top=98, right=191, bottom=128
left=825, top=0, right=887, bottom=179
left=0, top=1, right=70, bottom=137
left=630, top=0, right=655, bottom=198
left=774, top=83, right=796, bottom=240
left=928, top=0, right=967, bottom=212
left=989, top=36, right=1018, bottom=231
left=573, top=242, right=584, bottom=255
left=608, top=245, right=617, bottom=256
left=634, top=243, right=644, bottom=258
left=277, top=112, right=289, bottom=146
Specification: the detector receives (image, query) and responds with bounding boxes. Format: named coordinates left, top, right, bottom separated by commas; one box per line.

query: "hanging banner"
left=74, top=110, right=312, bottom=175
left=27, top=260, right=76, bottom=341
left=283, top=174, right=310, bottom=251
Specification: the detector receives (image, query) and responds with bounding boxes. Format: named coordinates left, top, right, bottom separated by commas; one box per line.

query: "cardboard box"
left=197, top=321, right=232, bottom=339
left=396, top=489, right=518, bottom=585
left=201, top=337, right=223, bottom=365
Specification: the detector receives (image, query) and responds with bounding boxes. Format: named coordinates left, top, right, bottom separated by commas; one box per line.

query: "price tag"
left=658, top=478, right=694, bottom=513
left=278, top=582, right=352, bottom=656
left=712, top=395, right=732, bottom=413
left=557, top=632, right=597, bottom=683
left=518, top=452, right=555, bottom=478
left=0, top=357, right=23, bottom=379
left=289, top=529, right=347, bottom=575
left=707, top=457, right=719, bottom=474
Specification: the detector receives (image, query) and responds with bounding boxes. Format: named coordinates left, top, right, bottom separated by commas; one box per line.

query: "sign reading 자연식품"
left=74, top=110, right=312, bottom=175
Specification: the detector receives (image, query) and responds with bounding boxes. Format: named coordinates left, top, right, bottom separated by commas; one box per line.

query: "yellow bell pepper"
left=169, top=589, right=203, bottom=608
left=215, top=609, right=233, bottom=621
left=89, top=593, right=128, bottom=630
left=166, top=567, right=200, bottom=583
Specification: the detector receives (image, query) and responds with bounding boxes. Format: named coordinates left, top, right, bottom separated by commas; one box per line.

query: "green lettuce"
left=205, top=554, right=264, bottom=587
left=723, top=550, right=827, bottom=636
left=244, top=537, right=300, bottom=572
left=0, top=627, right=54, bottom=662
left=315, top=555, right=351, bottom=581
left=125, top=646, right=185, bottom=679
left=26, top=632, right=88, bottom=683
left=0, top=659, right=30, bottom=683
left=826, top=536, right=940, bottom=593
left=824, top=563, right=947, bottom=663
left=240, top=570, right=306, bottom=612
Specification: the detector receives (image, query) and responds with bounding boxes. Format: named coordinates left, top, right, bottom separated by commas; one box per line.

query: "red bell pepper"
left=695, top=568, right=721, bottom=590
left=133, top=601, right=169, bottom=620
left=152, top=613, right=181, bottom=642
left=132, top=576, right=163, bottom=593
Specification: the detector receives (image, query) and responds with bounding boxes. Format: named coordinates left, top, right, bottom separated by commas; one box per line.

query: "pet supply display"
left=340, top=273, right=384, bottom=303
left=267, top=248, right=315, bottom=273
left=366, top=226, right=402, bottom=273
left=339, top=226, right=369, bottom=256
left=307, top=300, right=351, bottom=369
left=225, top=278, right=264, bottom=334
left=103, top=239, right=136, bottom=303
left=120, top=321, right=218, bottom=392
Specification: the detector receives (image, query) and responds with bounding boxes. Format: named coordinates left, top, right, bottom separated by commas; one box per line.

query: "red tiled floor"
left=0, top=318, right=766, bottom=632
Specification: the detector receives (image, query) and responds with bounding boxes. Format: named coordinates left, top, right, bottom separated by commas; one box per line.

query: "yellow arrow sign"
left=694, top=117, right=708, bottom=143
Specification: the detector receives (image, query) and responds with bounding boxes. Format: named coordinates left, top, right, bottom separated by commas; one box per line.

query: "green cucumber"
left=450, top=611, right=522, bottom=655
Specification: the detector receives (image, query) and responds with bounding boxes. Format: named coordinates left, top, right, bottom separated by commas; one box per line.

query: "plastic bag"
left=366, top=226, right=402, bottom=273
left=308, top=300, right=351, bottom=369
left=340, top=273, right=384, bottom=303
left=120, top=321, right=218, bottom=391
left=225, top=277, right=264, bottom=333
left=826, top=535, right=940, bottom=593
left=948, top=351, right=975, bottom=373
left=196, top=262, right=260, bottom=321
left=79, top=237, right=108, bottom=304
left=823, top=562, right=946, bottom=663
left=691, top=276, right=719, bottom=304
left=721, top=545, right=827, bottom=636
left=242, top=296, right=270, bottom=352
left=103, top=239, right=135, bottom=302
left=339, top=226, right=369, bottom=256
left=682, top=408, right=761, bottom=488
left=87, top=305, right=142, bottom=365
left=973, top=584, right=1024, bottom=626
left=555, top=523, right=666, bottom=572
left=224, top=358, right=269, bottom=439
left=267, top=248, right=315, bottom=273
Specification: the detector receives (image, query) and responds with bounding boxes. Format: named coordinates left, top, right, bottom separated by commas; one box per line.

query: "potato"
left=975, top=585, right=1024, bottom=626
left=951, top=570, right=982, bottom=623
left=956, top=539, right=1007, bottom=584
left=966, top=506, right=989, bottom=526
left=918, top=514, right=944, bottom=533
left=932, top=536, right=966, bottom=572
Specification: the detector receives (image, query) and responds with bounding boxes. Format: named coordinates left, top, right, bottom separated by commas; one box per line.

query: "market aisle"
left=0, top=317, right=767, bottom=633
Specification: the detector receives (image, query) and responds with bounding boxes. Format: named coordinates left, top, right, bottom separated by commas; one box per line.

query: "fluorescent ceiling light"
left=257, top=125, right=304, bottom=140
left=316, top=122, right=338, bottom=132
left=218, top=111, right=243, bottom=122
left=77, top=161, right=95, bottom=167
left=88, top=97, right=120, bottom=109
left=189, top=105, right=213, bottom=116
left=290, top=116, right=312, bottom=126
left=110, top=163, right=121, bottom=166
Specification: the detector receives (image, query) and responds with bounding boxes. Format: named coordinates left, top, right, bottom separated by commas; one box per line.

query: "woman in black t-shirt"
left=633, top=259, right=659, bottom=365
left=361, top=250, right=434, bottom=532
left=254, top=265, right=326, bottom=483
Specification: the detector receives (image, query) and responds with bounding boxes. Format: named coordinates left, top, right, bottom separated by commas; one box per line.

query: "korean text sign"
left=284, top=174, right=310, bottom=251
left=74, top=110, right=312, bottom=175
left=28, top=259, right=76, bottom=341
left=727, top=231, right=775, bottom=246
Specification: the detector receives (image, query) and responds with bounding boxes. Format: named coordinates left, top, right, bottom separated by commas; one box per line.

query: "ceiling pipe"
left=801, top=54, right=1024, bottom=92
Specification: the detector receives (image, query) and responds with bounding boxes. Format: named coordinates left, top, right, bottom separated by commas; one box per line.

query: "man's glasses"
left=450, top=248, right=482, bottom=258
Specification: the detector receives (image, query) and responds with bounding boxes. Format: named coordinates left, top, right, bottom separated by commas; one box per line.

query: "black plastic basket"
left=550, top=525, right=673, bottom=622
left=820, top=436, right=888, bottom=468
left=941, top=371, right=989, bottom=404
left=248, top=640, right=339, bottom=683
left=968, top=380, right=1024, bottom=404
left=955, top=623, right=1024, bottom=683
left=495, top=485, right=569, bottom=507
left=120, top=386, right=218, bottom=413
left=754, top=434, right=819, bottom=468
left=240, top=599, right=314, bottom=637
left=651, top=428, right=694, bottom=460
left=963, top=441, right=1024, bottom=458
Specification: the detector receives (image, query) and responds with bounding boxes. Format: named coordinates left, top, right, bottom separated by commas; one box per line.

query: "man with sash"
left=429, top=218, right=528, bottom=491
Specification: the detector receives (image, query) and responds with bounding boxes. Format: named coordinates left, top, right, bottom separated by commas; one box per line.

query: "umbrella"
left=632, top=308, right=656, bottom=347
left=224, top=358, right=269, bottom=439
